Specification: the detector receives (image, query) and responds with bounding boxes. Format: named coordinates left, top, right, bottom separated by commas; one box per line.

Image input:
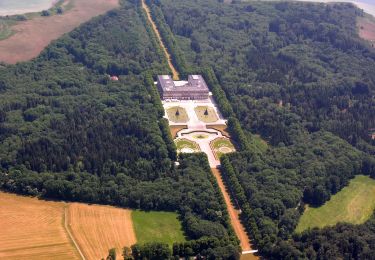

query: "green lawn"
left=166, top=106, right=189, bottom=123
left=194, top=106, right=218, bottom=123
left=211, top=137, right=235, bottom=159
left=175, top=138, right=200, bottom=153
left=0, top=20, right=16, bottom=41
left=132, top=211, right=186, bottom=246
left=296, top=175, right=375, bottom=233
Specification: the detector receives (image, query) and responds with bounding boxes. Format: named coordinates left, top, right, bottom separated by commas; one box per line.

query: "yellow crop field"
left=0, top=192, right=136, bottom=260
left=0, top=192, right=80, bottom=260
left=68, top=203, right=136, bottom=260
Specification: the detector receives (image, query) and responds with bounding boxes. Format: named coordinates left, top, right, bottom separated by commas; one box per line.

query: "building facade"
left=157, top=75, right=209, bottom=100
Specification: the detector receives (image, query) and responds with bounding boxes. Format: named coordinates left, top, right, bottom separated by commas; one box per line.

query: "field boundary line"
left=63, top=204, right=86, bottom=260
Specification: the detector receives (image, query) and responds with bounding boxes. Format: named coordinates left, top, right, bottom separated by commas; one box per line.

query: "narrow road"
left=211, top=168, right=254, bottom=253
left=141, top=0, right=180, bottom=80
left=144, top=0, right=256, bottom=255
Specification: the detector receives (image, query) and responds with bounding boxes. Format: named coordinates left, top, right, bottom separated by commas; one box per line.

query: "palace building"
left=157, top=75, right=209, bottom=100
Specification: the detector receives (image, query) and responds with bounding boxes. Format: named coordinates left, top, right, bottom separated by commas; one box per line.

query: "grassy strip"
left=132, top=210, right=186, bottom=246
left=296, top=175, right=375, bottom=232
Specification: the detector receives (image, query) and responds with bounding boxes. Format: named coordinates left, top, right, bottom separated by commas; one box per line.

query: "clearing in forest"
left=296, top=175, right=375, bottom=233
left=194, top=106, right=219, bottom=123
left=132, top=211, right=186, bottom=246
left=0, top=0, right=119, bottom=64
left=67, top=203, right=136, bottom=260
left=358, top=15, right=375, bottom=47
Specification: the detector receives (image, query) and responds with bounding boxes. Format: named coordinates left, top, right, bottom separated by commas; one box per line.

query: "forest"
left=148, top=0, right=375, bottom=258
left=0, top=0, right=239, bottom=258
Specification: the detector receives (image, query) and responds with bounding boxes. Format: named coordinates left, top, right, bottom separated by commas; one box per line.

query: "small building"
left=157, top=75, right=209, bottom=100
left=110, top=75, right=119, bottom=81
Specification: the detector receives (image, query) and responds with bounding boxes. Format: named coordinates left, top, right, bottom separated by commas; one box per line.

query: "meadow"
left=296, top=175, right=375, bottom=233
left=132, top=211, right=186, bottom=246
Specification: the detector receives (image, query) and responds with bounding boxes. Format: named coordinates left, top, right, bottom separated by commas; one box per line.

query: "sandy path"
left=211, top=168, right=254, bottom=253
left=141, top=0, right=179, bottom=80
left=0, top=0, right=119, bottom=64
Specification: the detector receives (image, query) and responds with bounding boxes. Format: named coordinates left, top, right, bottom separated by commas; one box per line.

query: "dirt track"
left=211, top=168, right=255, bottom=253
left=0, top=192, right=136, bottom=260
left=141, top=0, right=179, bottom=80
left=0, top=0, right=119, bottom=64
left=0, top=192, right=80, bottom=260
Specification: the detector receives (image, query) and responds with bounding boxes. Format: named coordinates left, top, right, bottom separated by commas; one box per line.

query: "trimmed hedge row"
left=159, top=118, right=177, bottom=161
left=200, top=67, right=235, bottom=118
left=220, top=155, right=262, bottom=249
left=144, top=72, right=164, bottom=118
left=146, top=0, right=189, bottom=78
left=137, top=3, right=169, bottom=72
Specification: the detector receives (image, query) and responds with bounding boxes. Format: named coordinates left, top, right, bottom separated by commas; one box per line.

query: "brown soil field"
left=0, top=192, right=136, bottom=260
left=358, top=16, right=375, bottom=47
left=0, top=192, right=80, bottom=260
left=0, top=0, right=119, bottom=64
left=68, top=203, right=136, bottom=260
left=211, top=168, right=256, bottom=255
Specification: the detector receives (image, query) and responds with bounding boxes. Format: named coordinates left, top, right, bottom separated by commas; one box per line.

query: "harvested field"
left=0, top=0, right=119, bottom=64
left=67, top=203, right=136, bottom=260
left=358, top=15, right=375, bottom=47
left=0, top=192, right=80, bottom=260
left=0, top=192, right=137, bottom=260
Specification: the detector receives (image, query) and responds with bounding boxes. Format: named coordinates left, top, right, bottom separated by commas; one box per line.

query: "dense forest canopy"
left=150, top=0, right=375, bottom=258
left=0, top=1, right=240, bottom=258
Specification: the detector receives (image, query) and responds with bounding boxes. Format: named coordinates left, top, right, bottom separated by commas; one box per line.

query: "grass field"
left=211, top=137, right=235, bottom=159
left=0, top=192, right=137, bottom=260
left=68, top=203, right=136, bottom=260
left=0, top=0, right=119, bottom=64
left=132, top=211, right=186, bottom=246
left=166, top=106, right=189, bottom=123
left=175, top=138, right=200, bottom=153
left=194, top=106, right=218, bottom=123
left=296, top=175, right=375, bottom=233
left=0, top=20, right=16, bottom=41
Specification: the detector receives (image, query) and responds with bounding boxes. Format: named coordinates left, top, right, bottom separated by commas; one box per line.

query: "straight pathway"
left=141, top=0, right=179, bottom=80
left=144, top=1, right=257, bottom=255
left=211, top=168, right=254, bottom=253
